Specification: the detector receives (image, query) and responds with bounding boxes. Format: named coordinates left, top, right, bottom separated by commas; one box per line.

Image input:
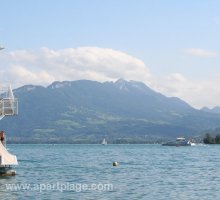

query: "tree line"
left=203, top=133, right=220, bottom=144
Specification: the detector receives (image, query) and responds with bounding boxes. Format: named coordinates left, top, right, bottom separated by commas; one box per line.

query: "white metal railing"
left=0, top=98, right=18, bottom=116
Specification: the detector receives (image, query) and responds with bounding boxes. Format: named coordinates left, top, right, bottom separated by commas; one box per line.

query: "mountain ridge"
left=2, top=79, right=220, bottom=143
left=201, top=106, right=220, bottom=114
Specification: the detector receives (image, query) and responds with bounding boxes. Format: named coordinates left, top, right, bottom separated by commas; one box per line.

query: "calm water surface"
left=0, top=144, right=220, bottom=200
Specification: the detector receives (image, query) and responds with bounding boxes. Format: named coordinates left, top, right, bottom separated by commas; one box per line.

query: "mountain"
left=2, top=79, right=220, bottom=143
left=201, top=106, right=220, bottom=114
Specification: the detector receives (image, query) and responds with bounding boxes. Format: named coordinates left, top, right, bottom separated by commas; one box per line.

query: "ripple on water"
left=1, top=144, right=220, bottom=200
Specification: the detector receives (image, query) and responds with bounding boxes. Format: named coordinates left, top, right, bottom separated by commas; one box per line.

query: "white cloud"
left=1, top=46, right=220, bottom=108
left=185, top=48, right=220, bottom=57
left=3, top=65, right=55, bottom=86
left=0, top=47, right=153, bottom=87
left=167, top=73, right=186, bottom=82
left=155, top=73, right=220, bottom=109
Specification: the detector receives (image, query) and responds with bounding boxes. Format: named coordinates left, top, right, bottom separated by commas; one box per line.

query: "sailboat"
left=0, top=48, right=18, bottom=176
left=101, top=138, right=107, bottom=145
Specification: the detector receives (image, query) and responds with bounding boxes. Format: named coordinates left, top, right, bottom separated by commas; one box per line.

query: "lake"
left=0, top=144, right=220, bottom=199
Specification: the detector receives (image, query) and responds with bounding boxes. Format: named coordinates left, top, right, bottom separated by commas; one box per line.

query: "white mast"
left=0, top=47, right=18, bottom=120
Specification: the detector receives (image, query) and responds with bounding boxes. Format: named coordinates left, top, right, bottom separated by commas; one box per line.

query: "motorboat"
left=162, top=137, right=196, bottom=146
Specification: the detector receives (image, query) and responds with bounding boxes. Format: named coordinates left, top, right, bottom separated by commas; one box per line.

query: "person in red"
left=0, top=130, right=5, bottom=146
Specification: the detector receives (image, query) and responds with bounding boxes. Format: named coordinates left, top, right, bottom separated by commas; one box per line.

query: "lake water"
left=1, top=144, right=220, bottom=200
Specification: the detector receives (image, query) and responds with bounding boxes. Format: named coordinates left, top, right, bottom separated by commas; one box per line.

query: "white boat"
left=0, top=47, right=18, bottom=176
left=101, top=138, right=107, bottom=145
left=162, top=137, right=196, bottom=146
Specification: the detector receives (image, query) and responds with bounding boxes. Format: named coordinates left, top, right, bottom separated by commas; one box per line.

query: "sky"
left=0, top=0, right=220, bottom=108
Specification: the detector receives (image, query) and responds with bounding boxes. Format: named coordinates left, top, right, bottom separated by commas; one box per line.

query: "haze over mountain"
left=201, top=106, right=220, bottom=114
left=2, top=79, right=220, bottom=143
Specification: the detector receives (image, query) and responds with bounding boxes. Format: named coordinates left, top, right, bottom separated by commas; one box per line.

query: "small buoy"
left=113, top=161, right=119, bottom=167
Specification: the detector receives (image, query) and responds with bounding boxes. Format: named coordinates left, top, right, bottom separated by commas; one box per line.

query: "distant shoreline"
left=7, top=137, right=203, bottom=145
left=7, top=141, right=162, bottom=145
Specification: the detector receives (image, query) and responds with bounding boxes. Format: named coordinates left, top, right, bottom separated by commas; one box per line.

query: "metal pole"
left=0, top=45, right=5, bottom=120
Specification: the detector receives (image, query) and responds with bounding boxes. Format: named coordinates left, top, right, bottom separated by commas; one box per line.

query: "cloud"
left=185, top=48, right=220, bottom=57
left=167, top=73, right=185, bottom=82
left=0, top=47, right=153, bottom=88
left=3, top=65, right=55, bottom=86
left=155, top=73, right=220, bottom=109
left=1, top=46, right=220, bottom=108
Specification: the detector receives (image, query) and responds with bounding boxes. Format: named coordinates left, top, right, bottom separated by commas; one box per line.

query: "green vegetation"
left=3, top=79, right=220, bottom=143
left=203, top=133, right=220, bottom=144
